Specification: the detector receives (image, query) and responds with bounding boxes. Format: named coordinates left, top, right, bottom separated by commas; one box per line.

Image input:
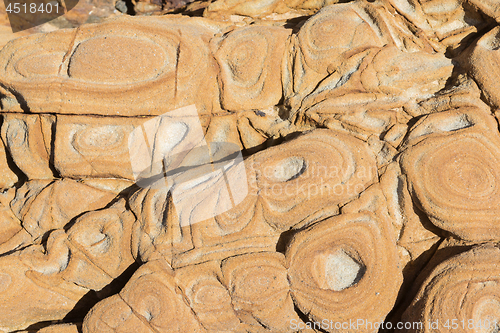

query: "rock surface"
left=400, top=243, right=500, bottom=333
left=1, top=0, right=500, bottom=332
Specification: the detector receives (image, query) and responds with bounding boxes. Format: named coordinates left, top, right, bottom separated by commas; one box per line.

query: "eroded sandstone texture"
left=0, top=0, right=500, bottom=332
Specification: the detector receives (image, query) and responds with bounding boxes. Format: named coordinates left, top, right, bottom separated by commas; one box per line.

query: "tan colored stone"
left=128, top=165, right=281, bottom=268
left=283, top=1, right=429, bottom=111
left=175, top=260, right=243, bottom=332
left=0, top=15, right=224, bottom=116
left=204, top=0, right=296, bottom=19
left=399, top=244, right=500, bottom=333
left=1, top=114, right=54, bottom=179
left=134, top=1, right=162, bottom=14
left=128, top=128, right=377, bottom=269
left=63, top=0, right=119, bottom=26
left=0, top=199, right=136, bottom=331
left=9, top=179, right=119, bottom=243
left=221, top=252, right=300, bottom=332
left=16, top=323, right=82, bottom=333
left=65, top=200, right=136, bottom=283
left=400, top=108, right=500, bottom=242
left=37, top=324, right=81, bottom=333
left=0, top=188, right=23, bottom=253
left=468, top=0, right=500, bottom=22
left=406, top=74, right=487, bottom=117
left=0, top=1, right=33, bottom=50
left=469, top=26, right=500, bottom=109
left=0, top=251, right=88, bottom=332
left=386, top=0, right=493, bottom=52
left=54, top=115, right=148, bottom=179
left=0, top=133, right=17, bottom=190
left=4, top=0, right=500, bottom=330
left=79, top=178, right=134, bottom=194
left=0, top=0, right=119, bottom=49
left=248, top=128, right=378, bottom=231
left=204, top=114, right=244, bottom=149
left=84, top=259, right=205, bottom=333
left=379, top=163, right=441, bottom=271
left=213, top=25, right=291, bottom=111
left=127, top=186, right=172, bottom=263
left=83, top=294, right=155, bottom=333
left=51, top=109, right=293, bottom=182
left=286, top=208, right=402, bottom=332
left=296, top=46, right=453, bottom=138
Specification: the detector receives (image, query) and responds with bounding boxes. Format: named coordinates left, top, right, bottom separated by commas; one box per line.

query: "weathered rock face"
left=400, top=243, right=500, bottom=333
left=1, top=0, right=500, bottom=332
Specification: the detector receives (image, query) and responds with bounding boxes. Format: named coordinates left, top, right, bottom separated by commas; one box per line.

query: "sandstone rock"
left=128, top=158, right=281, bottom=267
left=64, top=0, right=119, bottom=25
left=205, top=0, right=294, bottom=19
left=221, top=252, right=300, bottom=331
left=248, top=128, right=378, bottom=231
left=2, top=0, right=500, bottom=331
left=65, top=201, right=136, bottom=284
left=16, top=323, right=82, bottom=333
left=468, top=26, right=500, bottom=109
left=83, top=293, right=156, bottom=333
left=295, top=45, right=453, bottom=138
left=0, top=188, right=23, bottom=253
left=0, top=136, right=17, bottom=190
left=213, top=25, right=291, bottom=111
left=0, top=1, right=32, bottom=49
left=286, top=209, right=402, bottom=332
left=0, top=200, right=136, bottom=331
left=400, top=108, right=500, bottom=242
left=283, top=0, right=429, bottom=111
left=53, top=107, right=289, bottom=181
left=134, top=0, right=162, bottom=14
left=8, top=179, right=120, bottom=245
left=386, top=0, right=494, bottom=52
left=0, top=15, right=223, bottom=116
left=379, top=163, right=442, bottom=277
left=405, top=74, right=487, bottom=117
left=54, top=115, right=148, bottom=179
left=37, top=324, right=81, bottom=333
left=1, top=114, right=54, bottom=179
left=84, top=259, right=205, bottom=333
left=175, top=260, right=243, bottom=332
left=128, top=128, right=378, bottom=269
left=468, top=0, right=500, bottom=22
left=400, top=244, right=500, bottom=332
left=0, top=251, right=89, bottom=332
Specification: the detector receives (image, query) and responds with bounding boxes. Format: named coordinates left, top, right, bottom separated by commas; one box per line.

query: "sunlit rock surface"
left=1, top=0, right=500, bottom=331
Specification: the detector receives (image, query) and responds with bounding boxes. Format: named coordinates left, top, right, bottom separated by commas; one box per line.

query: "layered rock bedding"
left=0, top=0, right=500, bottom=332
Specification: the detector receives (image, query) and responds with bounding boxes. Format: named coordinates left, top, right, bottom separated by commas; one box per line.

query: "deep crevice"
left=0, top=116, right=28, bottom=189
left=275, top=228, right=299, bottom=254
left=63, top=261, right=141, bottom=323
left=48, top=118, right=62, bottom=178
left=4, top=88, right=31, bottom=114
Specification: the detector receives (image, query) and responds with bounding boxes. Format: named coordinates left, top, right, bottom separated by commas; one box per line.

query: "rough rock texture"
left=400, top=243, right=500, bottom=333
left=1, top=0, right=500, bottom=332
left=400, top=107, right=500, bottom=242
